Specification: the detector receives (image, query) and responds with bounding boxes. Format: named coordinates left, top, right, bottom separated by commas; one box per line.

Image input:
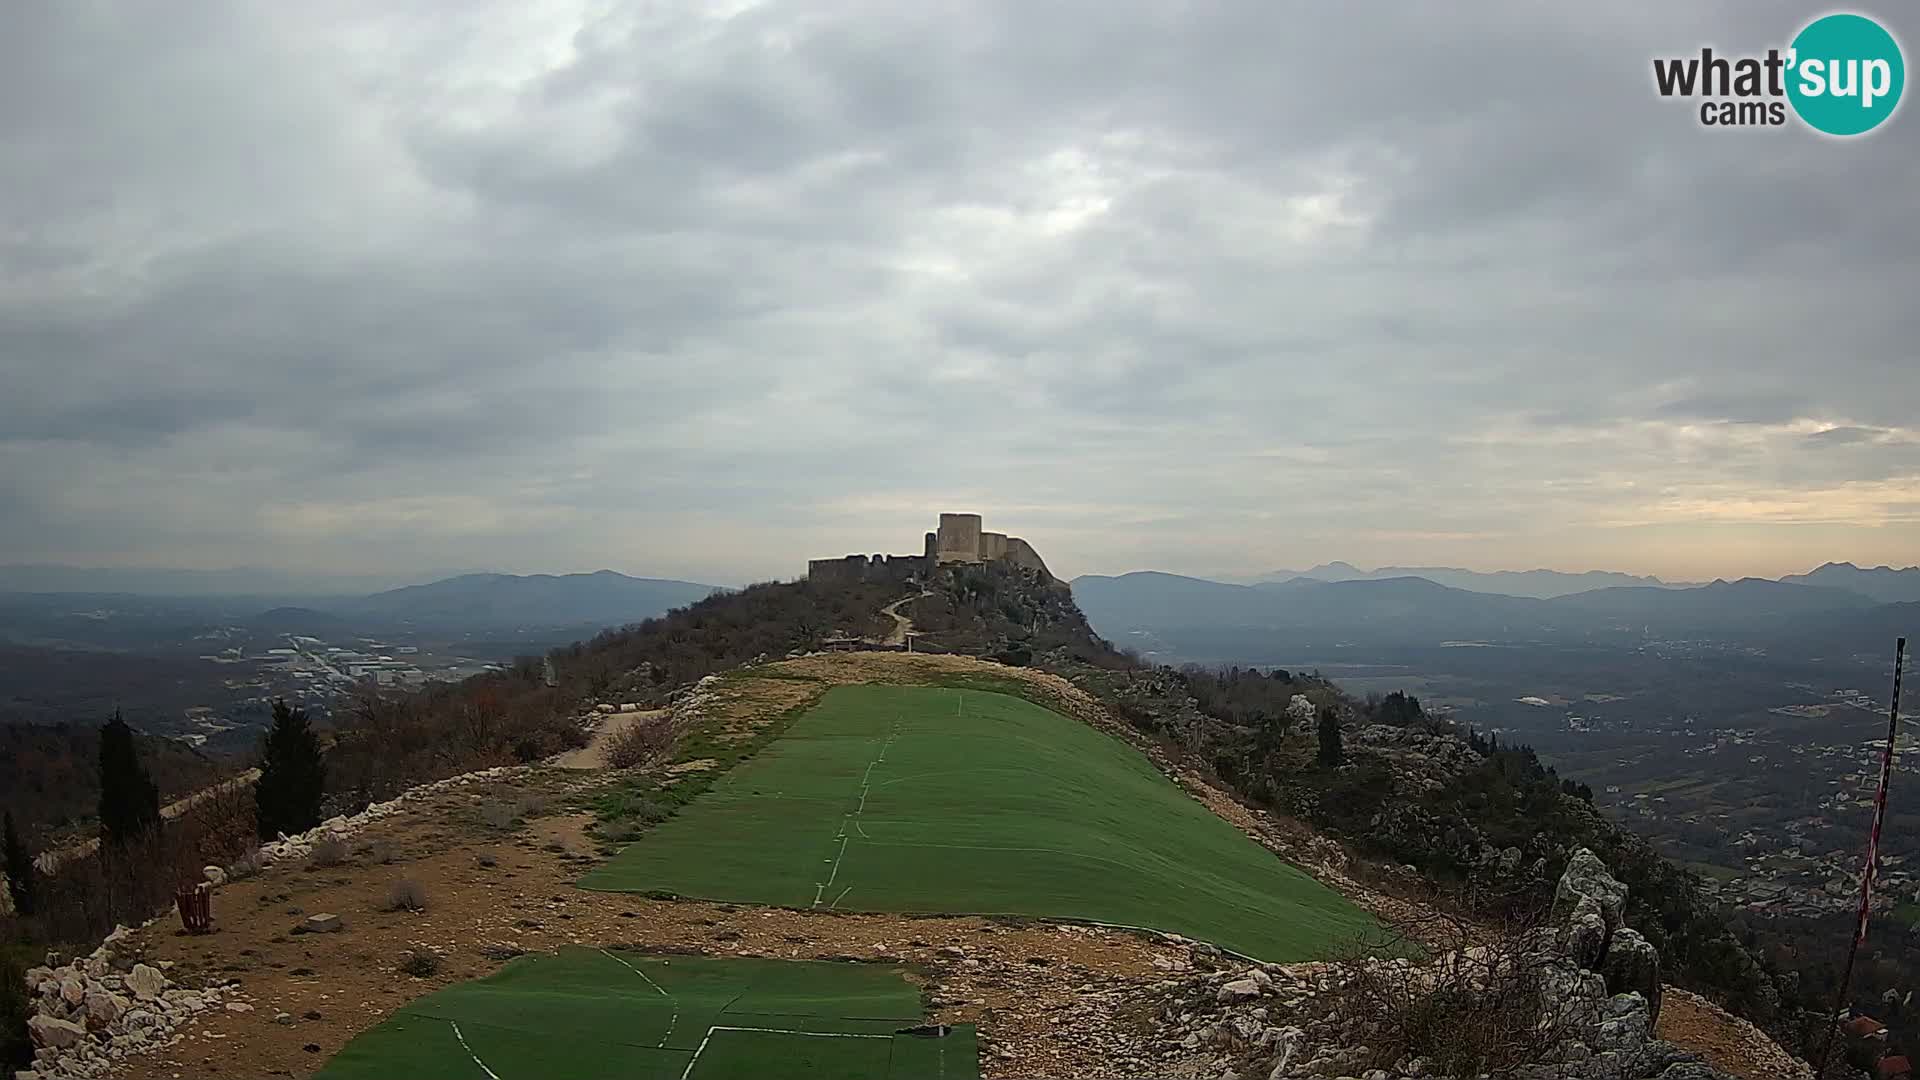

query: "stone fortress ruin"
left=807, top=512, right=1053, bottom=585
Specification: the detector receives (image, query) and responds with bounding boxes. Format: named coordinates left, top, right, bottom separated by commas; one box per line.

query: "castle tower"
left=934, top=513, right=983, bottom=564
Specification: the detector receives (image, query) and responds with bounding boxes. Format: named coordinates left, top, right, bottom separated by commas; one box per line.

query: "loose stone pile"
left=256, top=764, right=526, bottom=864
left=17, top=925, right=248, bottom=1080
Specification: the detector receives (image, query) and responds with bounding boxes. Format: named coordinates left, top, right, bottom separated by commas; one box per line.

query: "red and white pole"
left=1817, top=636, right=1906, bottom=1077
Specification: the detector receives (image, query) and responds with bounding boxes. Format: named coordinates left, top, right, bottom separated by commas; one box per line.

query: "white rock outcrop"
left=21, top=927, right=247, bottom=1079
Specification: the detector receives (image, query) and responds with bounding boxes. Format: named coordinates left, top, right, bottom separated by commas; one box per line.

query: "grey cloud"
left=3, top=0, right=1918, bottom=584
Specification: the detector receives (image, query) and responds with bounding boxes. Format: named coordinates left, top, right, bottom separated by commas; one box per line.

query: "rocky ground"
left=15, top=652, right=1814, bottom=1080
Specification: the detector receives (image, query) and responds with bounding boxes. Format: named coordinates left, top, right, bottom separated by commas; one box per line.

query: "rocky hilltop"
left=1139, top=849, right=1808, bottom=1080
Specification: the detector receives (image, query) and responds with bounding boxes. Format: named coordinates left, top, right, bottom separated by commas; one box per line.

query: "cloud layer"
left=4, top=1, right=1917, bottom=584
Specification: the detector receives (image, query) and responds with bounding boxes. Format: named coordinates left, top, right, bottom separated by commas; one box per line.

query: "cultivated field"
left=315, top=948, right=975, bottom=1080
left=581, top=684, right=1372, bottom=959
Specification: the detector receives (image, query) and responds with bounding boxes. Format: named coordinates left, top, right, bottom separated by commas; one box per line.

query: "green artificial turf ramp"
left=314, top=949, right=975, bottom=1080
left=580, top=684, right=1373, bottom=959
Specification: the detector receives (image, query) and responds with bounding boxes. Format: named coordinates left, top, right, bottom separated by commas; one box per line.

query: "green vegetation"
left=314, top=948, right=976, bottom=1080
left=96, top=709, right=160, bottom=846
left=255, top=699, right=326, bottom=839
left=2, top=812, right=34, bottom=917
left=1316, top=705, right=1344, bottom=767
left=581, top=685, right=1373, bottom=960
left=583, top=673, right=828, bottom=845
left=1, top=949, right=27, bottom=1071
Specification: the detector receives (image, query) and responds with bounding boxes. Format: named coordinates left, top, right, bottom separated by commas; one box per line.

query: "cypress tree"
left=98, top=709, right=161, bottom=845
left=2, top=811, right=34, bottom=917
left=255, top=699, right=326, bottom=840
left=1316, top=704, right=1345, bottom=768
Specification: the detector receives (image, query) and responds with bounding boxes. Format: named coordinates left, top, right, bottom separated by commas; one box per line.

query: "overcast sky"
left=4, top=1, right=1917, bottom=587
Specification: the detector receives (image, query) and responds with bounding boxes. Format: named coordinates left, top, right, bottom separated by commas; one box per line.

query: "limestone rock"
left=82, top=991, right=125, bottom=1030
left=1553, top=848, right=1627, bottom=947
left=1602, top=928, right=1662, bottom=1023
left=304, top=913, right=344, bottom=933
left=125, top=964, right=165, bottom=1001
left=1216, top=977, right=1263, bottom=1003
left=26, top=1015, right=87, bottom=1050
left=1564, top=900, right=1610, bottom=970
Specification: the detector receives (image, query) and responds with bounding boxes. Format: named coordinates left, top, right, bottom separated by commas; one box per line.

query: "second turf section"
left=581, top=684, right=1372, bottom=958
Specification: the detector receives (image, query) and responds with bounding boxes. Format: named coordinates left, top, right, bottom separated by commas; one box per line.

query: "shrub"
left=384, top=878, right=427, bottom=913
left=515, top=795, right=549, bottom=819
left=306, top=836, right=349, bottom=869
left=0, top=951, right=28, bottom=1070
left=226, top=847, right=266, bottom=881
left=25, top=784, right=256, bottom=946
left=1318, top=910, right=1577, bottom=1076
left=3, top=812, right=36, bottom=917
left=476, top=802, right=516, bottom=830
left=605, top=718, right=676, bottom=770
left=399, top=947, right=440, bottom=977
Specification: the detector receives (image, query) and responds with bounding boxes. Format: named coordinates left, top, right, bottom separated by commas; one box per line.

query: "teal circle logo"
left=1787, top=13, right=1905, bottom=135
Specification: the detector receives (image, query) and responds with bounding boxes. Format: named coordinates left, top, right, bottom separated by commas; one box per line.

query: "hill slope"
left=581, top=683, right=1371, bottom=959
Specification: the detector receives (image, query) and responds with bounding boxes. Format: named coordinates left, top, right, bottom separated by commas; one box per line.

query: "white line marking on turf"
left=600, top=949, right=678, bottom=1048
left=830, top=885, right=853, bottom=909
left=811, top=717, right=899, bottom=908
left=823, top=835, right=850, bottom=889
left=679, top=1025, right=893, bottom=1080
left=447, top=1020, right=503, bottom=1080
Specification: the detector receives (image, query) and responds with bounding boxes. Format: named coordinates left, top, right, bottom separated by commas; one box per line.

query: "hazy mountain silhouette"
left=1778, top=561, right=1920, bottom=604
left=1072, top=569, right=1894, bottom=646
left=337, top=571, right=722, bottom=630
left=1258, top=563, right=1685, bottom=599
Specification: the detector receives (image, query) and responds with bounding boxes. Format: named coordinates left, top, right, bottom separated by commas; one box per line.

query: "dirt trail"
left=551, top=709, right=669, bottom=769
left=877, top=590, right=928, bottom=646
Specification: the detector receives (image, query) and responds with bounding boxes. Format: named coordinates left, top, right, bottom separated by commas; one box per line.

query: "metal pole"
left=1816, top=636, right=1906, bottom=1077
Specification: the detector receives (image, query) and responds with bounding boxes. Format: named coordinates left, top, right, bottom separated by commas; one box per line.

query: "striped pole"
left=1816, top=636, right=1905, bottom=1077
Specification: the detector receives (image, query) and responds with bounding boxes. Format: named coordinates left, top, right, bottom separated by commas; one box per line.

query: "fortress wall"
left=810, top=514, right=1046, bottom=583
left=1002, top=537, right=1053, bottom=580
left=935, top=512, right=983, bottom=562
left=809, top=553, right=927, bottom=585
left=808, top=556, right=869, bottom=585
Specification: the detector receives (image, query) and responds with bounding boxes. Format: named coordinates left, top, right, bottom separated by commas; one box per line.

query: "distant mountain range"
left=1071, top=568, right=1915, bottom=653
left=1257, top=562, right=1688, bottom=599
left=1252, top=560, right=1920, bottom=604
left=1778, top=561, right=1920, bottom=604
left=0, top=570, right=726, bottom=641
left=0, top=564, right=478, bottom=597
left=329, top=571, right=723, bottom=630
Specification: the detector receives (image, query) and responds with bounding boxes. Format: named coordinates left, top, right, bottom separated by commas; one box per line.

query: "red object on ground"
left=1875, top=1056, right=1913, bottom=1080
left=175, top=882, right=212, bottom=933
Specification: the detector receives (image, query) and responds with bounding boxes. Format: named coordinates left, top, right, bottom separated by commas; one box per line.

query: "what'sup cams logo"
left=1653, top=12, right=1905, bottom=135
